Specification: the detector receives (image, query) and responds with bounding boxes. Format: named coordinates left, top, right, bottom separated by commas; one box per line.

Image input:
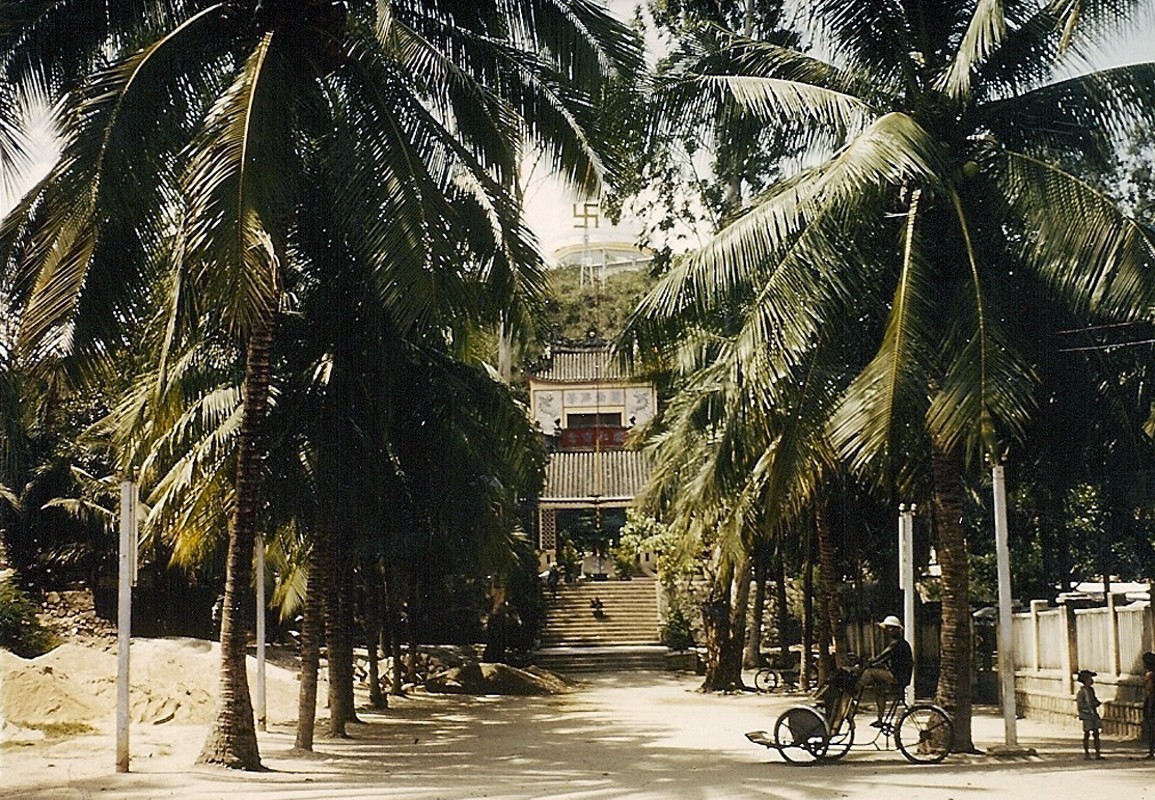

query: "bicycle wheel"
left=773, top=706, right=829, bottom=765
left=895, top=704, right=953, bottom=763
left=754, top=667, right=780, bottom=693
left=824, top=715, right=855, bottom=761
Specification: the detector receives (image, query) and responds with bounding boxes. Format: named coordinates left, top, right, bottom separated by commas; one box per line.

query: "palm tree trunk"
left=384, top=571, right=405, bottom=695
left=744, top=541, right=768, bottom=668
left=815, top=555, right=832, bottom=686
left=294, top=543, right=325, bottom=751
left=366, top=566, right=386, bottom=709
left=406, top=582, right=419, bottom=684
left=801, top=541, right=814, bottom=690
left=730, top=553, right=752, bottom=679
left=932, top=442, right=975, bottom=752
left=773, top=545, right=790, bottom=668
left=327, top=549, right=360, bottom=731
left=700, top=551, right=750, bottom=691
left=197, top=318, right=274, bottom=770
left=324, top=523, right=351, bottom=738
left=816, top=497, right=849, bottom=667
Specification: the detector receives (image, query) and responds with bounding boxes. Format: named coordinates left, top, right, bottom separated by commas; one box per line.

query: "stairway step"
left=533, top=645, right=669, bottom=674
left=540, top=577, right=661, bottom=666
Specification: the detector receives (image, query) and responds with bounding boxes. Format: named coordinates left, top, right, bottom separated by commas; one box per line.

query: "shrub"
left=661, top=607, right=695, bottom=651
left=0, top=581, right=58, bottom=657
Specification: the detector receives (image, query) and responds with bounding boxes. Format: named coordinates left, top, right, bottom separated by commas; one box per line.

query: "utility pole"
left=116, top=479, right=138, bottom=773
left=898, top=504, right=916, bottom=704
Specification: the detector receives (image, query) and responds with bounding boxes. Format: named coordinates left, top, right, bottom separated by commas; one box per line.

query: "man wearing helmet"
left=857, top=615, right=914, bottom=727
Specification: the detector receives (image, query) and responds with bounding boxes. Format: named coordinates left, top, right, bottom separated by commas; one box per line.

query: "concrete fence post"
left=1107, top=592, right=1122, bottom=676
left=1062, top=603, right=1077, bottom=696
left=1030, top=600, right=1047, bottom=672
left=1147, top=587, right=1155, bottom=653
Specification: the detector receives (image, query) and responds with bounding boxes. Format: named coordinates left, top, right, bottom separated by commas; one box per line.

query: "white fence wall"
left=1074, top=607, right=1115, bottom=675
left=1037, top=610, right=1065, bottom=670
left=1117, top=606, right=1153, bottom=674
left=1009, top=596, right=1153, bottom=737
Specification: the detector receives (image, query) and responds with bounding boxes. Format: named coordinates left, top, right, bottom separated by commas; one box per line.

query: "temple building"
left=528, top=345, right=655, bottom=574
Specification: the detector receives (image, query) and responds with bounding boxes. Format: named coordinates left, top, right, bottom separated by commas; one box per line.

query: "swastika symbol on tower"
left=572, top=202, right=600, bottom=229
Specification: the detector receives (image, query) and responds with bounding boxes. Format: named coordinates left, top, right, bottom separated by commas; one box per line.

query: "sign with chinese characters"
left=560, top=427, right=627, bottom=451
left=563, top=388, right=624, bottom=407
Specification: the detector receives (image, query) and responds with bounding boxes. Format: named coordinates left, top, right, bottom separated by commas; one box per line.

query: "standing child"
left=1075, top=669, right=1104, bottom=760
left=1142, top=652, right=1155, bottom=759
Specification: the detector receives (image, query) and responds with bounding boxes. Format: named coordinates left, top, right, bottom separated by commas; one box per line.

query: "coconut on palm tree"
left=627, top=0, right=1155, bottom=749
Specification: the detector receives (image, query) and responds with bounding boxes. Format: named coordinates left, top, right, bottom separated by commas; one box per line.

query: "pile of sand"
left=424, top=661, right=573, bottom=695
left=1, top=637, right=306, bottom=736
left=1, top=637, right=570, bottom=743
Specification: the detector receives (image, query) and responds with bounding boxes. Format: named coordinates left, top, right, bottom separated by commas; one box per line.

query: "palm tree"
left=628, top=0, right=1155, bottom=748
left=1, top=0, right=638, bottom=770
left=626, top=321, right=855, bottom=689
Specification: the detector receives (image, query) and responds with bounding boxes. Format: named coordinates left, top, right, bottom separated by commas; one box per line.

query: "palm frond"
left=977, top=63, right=1155, bottom=170
left=972, top=0, right=1149, bottom=95
left=9, top=6, right=226, bottom=360
left=803, top=0, right=913, bottom=83
left=180, top=31, right=292, bottom=339
left=925, top=191, right=1039, bottom=460
left=338, top=35, right=547, bottom=340
left=998, top=148, right=1155, bottom=320
left=652, top=26, right=873, bottom=152
left=829, top=189, right=936, bottom=484
left=627, top=111, right=943, bottom=354
left=938, top=0, right=1007, bottom=100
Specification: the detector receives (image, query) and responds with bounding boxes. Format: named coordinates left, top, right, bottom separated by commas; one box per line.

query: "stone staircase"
left=533, top=578, right=666, bottom=673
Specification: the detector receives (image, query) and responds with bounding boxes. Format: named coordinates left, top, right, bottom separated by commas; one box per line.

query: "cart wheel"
left=896, top=704, right=953, bottom=763
left=824, top=715, right=855, bottom=760
left=773, top=706, right=828, bottom=764
left=754, top=667, right=780, bottom=693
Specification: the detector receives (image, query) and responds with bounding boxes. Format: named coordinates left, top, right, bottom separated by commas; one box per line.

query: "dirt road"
left=5, top=670, right=1153, bottom=799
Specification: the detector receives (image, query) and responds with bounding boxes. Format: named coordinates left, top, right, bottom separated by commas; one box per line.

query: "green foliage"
left=558, top=538, right=582, bottom=581
left=660, top=606, right=695, bottom=651
left=538, top=266, right=659, bottom=345
left=620, top=508, right=704, bottom=637
left=0, top=582, right=58, bottom=657
left=619, top=509, right=691, bottom=586
left=609, top=545, right=636, bottom=579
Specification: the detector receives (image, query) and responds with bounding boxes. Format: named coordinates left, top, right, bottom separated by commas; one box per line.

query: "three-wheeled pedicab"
left=746, top=665, right=954, bottom=765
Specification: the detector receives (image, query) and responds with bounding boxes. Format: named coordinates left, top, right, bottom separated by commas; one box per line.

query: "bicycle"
left=746, top=666, right=954, bottom=765
left=752, top=653, right=819, bottom=693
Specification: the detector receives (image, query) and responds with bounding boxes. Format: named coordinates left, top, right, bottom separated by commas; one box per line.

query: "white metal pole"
left=992, top=462, right=1019, bottom=746
left=116, top=479, right=134, bottom=773
left=255, top=534, right=267, bottom=732
left=902, top=507, right=916, bottom=704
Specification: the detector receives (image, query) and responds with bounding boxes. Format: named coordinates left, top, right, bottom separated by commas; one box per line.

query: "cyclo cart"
left=746, top=664, right=954, bottom=765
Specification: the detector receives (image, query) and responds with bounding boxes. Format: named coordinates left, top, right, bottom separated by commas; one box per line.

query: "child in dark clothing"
left=1075, top=669, right=1103, bottom=760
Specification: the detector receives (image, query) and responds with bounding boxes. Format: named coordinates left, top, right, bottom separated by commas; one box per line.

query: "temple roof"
left=540, top=449, right=651, bottom=507
left=529, top=346, right=629, bottom=383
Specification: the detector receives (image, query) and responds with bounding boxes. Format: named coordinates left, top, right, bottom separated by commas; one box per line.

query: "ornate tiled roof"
left=531, top=347, right=629, bottom=382
left=540, top=449, right=651, bottom=505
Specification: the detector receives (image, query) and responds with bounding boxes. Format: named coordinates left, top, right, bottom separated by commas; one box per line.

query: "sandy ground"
left=2, top=639, right=1153, bottom=800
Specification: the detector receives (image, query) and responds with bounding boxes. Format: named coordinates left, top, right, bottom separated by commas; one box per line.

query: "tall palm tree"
left=628, top=0, right=1155, bottom=748
left=1, top=0, right=638, bottom=770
